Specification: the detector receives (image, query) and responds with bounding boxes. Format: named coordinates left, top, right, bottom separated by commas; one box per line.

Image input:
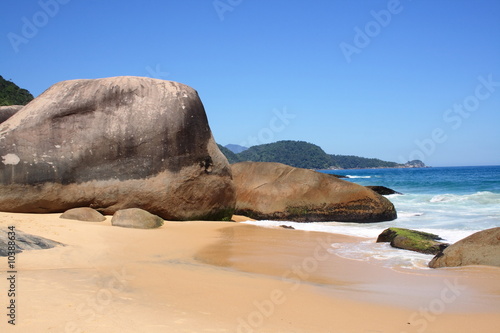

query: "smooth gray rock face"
left=0, top=105, right=23, bottom=124
left=429, top=227, right=500, bottom=268
left=60, top=207, right=106, bottom=222
left=111, top=208, right=164, bottom=229
left=0, top=76, right=235, bottom=220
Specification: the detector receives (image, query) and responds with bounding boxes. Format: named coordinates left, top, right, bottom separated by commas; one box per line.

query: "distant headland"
left=219, top=140, right=427, bottom=170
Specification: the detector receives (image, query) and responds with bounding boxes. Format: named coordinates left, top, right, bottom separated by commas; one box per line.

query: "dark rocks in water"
left=111, top=208, right=164, bottom=229
left=0, top=105, right=23, bottom=124
left=60, top=207, right=106, bottom=222
left=327, top=173, right=347, bottom=179
left=377, top=228, right=448, bottom=255
left=366, top=186, right=402, bottom=195
left=0, top=228, right=63, bottom=256
left=280, top=225, right=295, bottom=229
left=429, top=227, right=500, bottom=268
left=0, top=76, right=235, bottom=221
left=231, top=161, right=397, bottom=223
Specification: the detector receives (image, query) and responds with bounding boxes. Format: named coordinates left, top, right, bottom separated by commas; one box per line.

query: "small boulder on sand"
left=111, top=208, right=164, bottom=229
left=60, top=207, right=106, bottom=222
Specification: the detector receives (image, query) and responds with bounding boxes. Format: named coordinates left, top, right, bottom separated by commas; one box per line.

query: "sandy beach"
left=0, top=212, right=499, bottom=333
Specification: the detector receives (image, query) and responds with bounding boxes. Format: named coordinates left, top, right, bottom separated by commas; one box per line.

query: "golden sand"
left=0, top=212, right=499, bottom=332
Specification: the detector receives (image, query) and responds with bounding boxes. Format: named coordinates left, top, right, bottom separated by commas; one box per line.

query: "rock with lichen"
left=377, top=227, right=448, bottom=255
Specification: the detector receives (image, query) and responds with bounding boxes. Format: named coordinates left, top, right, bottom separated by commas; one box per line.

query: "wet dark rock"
left=366, top=186, right=402, bottom=195
left=280, top=225, right=295, bottom=229
left=0, top=228, right=63, bottom=256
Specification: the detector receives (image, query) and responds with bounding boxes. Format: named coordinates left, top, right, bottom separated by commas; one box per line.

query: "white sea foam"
left=242, top=220, right=437, bottom=269
left=430, top=191, right=500, bottom=204
left=242, top=220, right=485, bottom=270
left=346, top=175, right=371, bottom=179
left=397, top=212, right=424, bottom=218
left=240, top=185, right=500, bottom=270
left=329, top=241, right=432, bottom=269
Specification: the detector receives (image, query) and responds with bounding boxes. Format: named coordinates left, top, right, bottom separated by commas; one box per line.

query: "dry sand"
left=0, top=212, right=499, bottom=333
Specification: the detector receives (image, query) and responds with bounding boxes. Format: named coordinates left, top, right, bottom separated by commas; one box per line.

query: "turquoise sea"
left=245, top=165, right=500, bottom=269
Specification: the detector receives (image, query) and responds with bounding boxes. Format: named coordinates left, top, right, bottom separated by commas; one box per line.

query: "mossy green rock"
left=377, top=228, right=449, bottom=255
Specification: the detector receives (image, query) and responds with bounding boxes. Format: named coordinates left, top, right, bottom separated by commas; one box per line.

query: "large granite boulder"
left=0, top=76, right=235, bottom=220
left=429, top=227, right=500, bottom=268
left=0, top=105, right=24, bottom=124
left=231, top=162, right=397, bottom=222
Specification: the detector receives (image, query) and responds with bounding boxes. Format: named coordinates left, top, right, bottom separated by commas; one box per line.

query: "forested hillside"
left=0, top=75, right=34, bottom=106
left=329, top=154, right=400, bottom=169
left=236, top=141, right=332, bottom=169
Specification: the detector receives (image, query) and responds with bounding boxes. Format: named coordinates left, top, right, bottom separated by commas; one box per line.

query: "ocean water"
left=244, top=166, right=500, bottom=269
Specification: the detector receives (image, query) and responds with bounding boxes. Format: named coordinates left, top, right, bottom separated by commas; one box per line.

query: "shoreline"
left=0, top=212, right=499, bottom=332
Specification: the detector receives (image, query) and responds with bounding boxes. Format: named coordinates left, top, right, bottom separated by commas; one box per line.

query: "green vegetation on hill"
left=329, top=154, right=400, bottom=169
left=217, top=144, right=241, bottom=164
left=218, top=140, right=425, bottom=169
left=237, top=140, right=332, bottom=169
left=0, top=75, right=34, bottom=106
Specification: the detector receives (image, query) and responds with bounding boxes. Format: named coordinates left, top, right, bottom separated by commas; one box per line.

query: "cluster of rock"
left=377, top=227, right=500, bottom=269
left=60, top=207, right=164, bottom=229
left=0, top=76, right=397, bottom=224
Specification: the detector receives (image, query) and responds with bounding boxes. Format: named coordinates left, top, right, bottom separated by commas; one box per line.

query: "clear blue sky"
left=2, top=0, right=499, bottom=167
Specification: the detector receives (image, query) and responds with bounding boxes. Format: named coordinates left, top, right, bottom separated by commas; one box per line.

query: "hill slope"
left=217, top=144, right=241, bottom=164
left=0, top=75, right=34, bottom=106
left=237, top=140, right=332, bottom=169
left=329, top=154, right=400, bottom=169
left=225, top=144, right=248, bottom=154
